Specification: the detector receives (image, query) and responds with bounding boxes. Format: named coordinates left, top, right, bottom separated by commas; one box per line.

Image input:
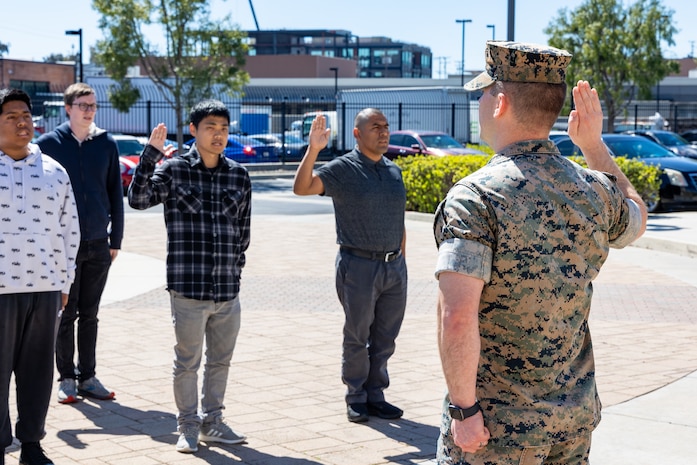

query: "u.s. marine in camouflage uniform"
left=434, top=41, right=648, bottom=465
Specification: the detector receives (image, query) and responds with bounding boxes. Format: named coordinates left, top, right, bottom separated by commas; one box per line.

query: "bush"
left=394, top=154, right=490, bottom=213
left=395, top=151, right=661, bottom=214
left=569, top=156, right=661, bottom=206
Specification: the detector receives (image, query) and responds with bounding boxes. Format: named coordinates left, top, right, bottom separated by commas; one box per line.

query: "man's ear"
left=353, top=127, right=360, bottom=142
left=189, top=122, right=197, bottom=137
left=493, top=92, right=507, bottom=119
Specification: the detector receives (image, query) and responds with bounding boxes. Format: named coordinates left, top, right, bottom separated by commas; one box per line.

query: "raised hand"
left=308, top=114, right=331, bottom=151
left=567, top=80, right=604, bottom=151
left=147, top=123, right=174, bottom=155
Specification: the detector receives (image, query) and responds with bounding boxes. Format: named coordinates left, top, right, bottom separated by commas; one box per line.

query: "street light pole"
left=65, top=28, right=83, bottom=83
left=329, top=67, right=338, bottom=99
left=487, top=24, right=496, bottom=40
left=455, top=19, right=472, bottom=87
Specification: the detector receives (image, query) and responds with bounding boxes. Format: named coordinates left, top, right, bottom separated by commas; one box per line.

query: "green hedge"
left=394, top=149, right=661, bottom=214
left=569, top=156, right=662, bottom=208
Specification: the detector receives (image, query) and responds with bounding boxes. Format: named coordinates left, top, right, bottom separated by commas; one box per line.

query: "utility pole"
left=329, top=67, right=338, bottom=99
left=455, top=19, right=472, bottom=87
left=65, top=29, right=83, bottom=82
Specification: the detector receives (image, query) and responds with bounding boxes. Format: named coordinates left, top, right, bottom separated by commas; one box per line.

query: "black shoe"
left=367, top=401, right=403, bottom=419
left=19, top=442, right=54, bottom=465
left=347, top=402, right=369, bottom=422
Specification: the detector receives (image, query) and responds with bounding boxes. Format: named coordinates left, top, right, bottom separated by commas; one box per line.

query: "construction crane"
left=248, top=0, right=260, bottom=30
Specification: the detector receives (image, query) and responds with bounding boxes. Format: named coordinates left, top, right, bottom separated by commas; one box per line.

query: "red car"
left=114, top=135, right=146, bottom=195
left=119, top=156, right=138, bottom=195
left=385, top=130, right=485, bottom=160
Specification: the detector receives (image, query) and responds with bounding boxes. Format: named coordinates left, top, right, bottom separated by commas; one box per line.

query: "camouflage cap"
left=464, top=41, right=572, bottom=91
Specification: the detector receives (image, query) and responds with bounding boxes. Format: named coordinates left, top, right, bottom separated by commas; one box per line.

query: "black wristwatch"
left=448, top=401, right=481, bottom=421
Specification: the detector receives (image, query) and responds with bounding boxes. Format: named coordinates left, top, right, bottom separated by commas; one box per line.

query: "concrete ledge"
left=631, top=235, right=697, bottom=259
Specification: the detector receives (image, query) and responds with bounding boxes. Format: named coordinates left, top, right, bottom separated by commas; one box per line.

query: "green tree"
left=92, top=0, right=249, bottom=148
left=545, top=0, right=679, bottom=133
left=0, top=41, right=9, bottom=57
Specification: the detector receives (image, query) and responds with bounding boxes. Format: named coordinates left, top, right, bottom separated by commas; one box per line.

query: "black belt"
left=340, top=247, right=401, bottom=262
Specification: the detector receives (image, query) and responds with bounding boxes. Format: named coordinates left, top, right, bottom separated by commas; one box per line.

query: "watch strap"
left=448, top=401, right=481, bottom=421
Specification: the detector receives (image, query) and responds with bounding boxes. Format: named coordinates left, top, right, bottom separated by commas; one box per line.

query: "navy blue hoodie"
left=37, top=122, right=124, bottom=249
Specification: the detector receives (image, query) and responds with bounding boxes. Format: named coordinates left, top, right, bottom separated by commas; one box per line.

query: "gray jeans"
left=335, top=251, right=408, bottom=404
left=169, top=291, right=241, bottom=428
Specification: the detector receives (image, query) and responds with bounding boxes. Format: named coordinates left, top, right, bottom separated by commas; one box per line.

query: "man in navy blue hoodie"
left=36, top=82, right=124, bottom=404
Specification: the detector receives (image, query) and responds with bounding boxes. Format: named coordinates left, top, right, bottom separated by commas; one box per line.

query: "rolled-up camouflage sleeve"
left=593, top=170, right=645, bottom=249
left=434, top=183, right=494, bottom=282
left=609, top=198, right=643, bottom=249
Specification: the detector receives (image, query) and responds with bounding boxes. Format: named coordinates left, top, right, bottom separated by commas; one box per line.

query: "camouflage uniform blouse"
left=434, top=140, right=643, bottom=448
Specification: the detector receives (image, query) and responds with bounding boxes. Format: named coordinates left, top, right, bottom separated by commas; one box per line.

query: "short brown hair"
left=63, top=82, right=95, bottom=106
left=490, top=80, right=566, bottom=130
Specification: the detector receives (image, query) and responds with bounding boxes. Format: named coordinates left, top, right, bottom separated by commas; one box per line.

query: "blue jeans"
left=169, top=291, right=241, bottom=428
left=335, top=251, right=408, bottom=404
left=55, top=239, right=112, bottom=381
left=0, top=292, right=61, bottom=449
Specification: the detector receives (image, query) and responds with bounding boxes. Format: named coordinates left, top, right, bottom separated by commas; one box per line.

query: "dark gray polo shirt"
left=316, top=148, right=406, bottom=252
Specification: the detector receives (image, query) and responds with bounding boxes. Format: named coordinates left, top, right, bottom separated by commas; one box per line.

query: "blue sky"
left=3, top=0, right=695, bottom=77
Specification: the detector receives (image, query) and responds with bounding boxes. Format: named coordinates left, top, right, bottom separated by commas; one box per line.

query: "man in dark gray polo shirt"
left=293, top=108, right=408, bottom=423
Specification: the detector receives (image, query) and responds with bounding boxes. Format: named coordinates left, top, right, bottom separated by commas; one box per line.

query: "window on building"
left=403, top=51, right=413, bottom=65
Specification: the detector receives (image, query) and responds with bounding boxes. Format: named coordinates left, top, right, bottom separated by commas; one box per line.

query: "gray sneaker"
left=199, top=418, right=246, bottom=444
left=77, top=376, right=115, bottom=400
left=57, top=378, right=78, bottom=404
left=176, top=425, right=200, bottom=453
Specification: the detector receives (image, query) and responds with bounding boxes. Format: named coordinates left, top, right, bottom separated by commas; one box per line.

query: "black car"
left=602, top=134, right=697, bottom=212
left=624, top=130, right=697, bottom=160
left=679, top=129, right=697, bottom=144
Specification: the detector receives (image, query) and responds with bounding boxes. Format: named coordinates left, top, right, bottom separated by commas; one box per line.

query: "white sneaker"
left=176, top=425, right=200, bottom=453
left=57, top=378, right=78, bottom=404
left=199, top=418, right=246, bottom=445
left=77, top=376, right=115, bottom=400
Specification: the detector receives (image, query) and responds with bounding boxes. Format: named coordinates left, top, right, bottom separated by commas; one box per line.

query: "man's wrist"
left=448, top=401, right=481, bottom=421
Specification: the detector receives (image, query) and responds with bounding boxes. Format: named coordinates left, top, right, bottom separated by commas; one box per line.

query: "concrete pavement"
left=5, top=190, right=697, bottom=464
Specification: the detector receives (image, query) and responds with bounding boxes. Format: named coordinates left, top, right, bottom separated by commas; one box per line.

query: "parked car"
left=248, top=133, right=305, bottom=161
left=679, top=129, right=697, bottom=144
left=602, top=134, right=697, bottom=212
left=119, top=156, right=138, bottom=195
left=115, top=134, right=176, bottom=194
left=548, top=132, right=582, bottom=157
left=623, top=130, right=697, bottom=159
left=385, top=130, right=485, bottom=160
left=114, top=134, right=146, bottom=194
left=188, top=134, right=278, bottom=163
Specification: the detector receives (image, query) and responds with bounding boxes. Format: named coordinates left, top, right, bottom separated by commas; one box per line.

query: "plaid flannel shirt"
left=128, top=145, right=251, bottom=302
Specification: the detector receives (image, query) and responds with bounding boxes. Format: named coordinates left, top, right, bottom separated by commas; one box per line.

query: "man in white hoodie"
left=0, top=88, right=80, bottom=465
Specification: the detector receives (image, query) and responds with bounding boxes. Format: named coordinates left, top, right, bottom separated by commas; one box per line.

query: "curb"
left=630, top=235, right=697, bottom=259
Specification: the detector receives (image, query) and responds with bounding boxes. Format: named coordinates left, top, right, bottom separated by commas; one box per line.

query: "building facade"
left=244, top=29, right=432, bottom=79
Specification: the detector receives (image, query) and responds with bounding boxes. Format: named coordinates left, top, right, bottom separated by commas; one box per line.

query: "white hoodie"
left=0, top=143, right=80, bottom=294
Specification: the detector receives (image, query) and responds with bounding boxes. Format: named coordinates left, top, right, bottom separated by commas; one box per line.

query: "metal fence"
left=618, top=101, right=697, bottom=133
left=32, top=96, right=697, bottom=150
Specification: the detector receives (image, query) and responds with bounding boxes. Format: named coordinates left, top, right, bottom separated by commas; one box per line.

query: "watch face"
left=448, top=402, right=480, bottom=421
left=448, top=405, right=464, bottom=420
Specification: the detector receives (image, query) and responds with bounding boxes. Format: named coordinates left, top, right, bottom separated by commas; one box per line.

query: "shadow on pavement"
left=363, top=417, right=438, bottom=463
left=56, top=398, right=174, bottom=449
left=55, top=398, right=327, bottom=465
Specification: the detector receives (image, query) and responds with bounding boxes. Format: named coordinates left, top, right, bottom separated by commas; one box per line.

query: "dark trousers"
left=335, top=251, right=408, bottom=404
left=0, top=292, right=61, bottom=449
left=56, top=239, right=112, bottom=381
